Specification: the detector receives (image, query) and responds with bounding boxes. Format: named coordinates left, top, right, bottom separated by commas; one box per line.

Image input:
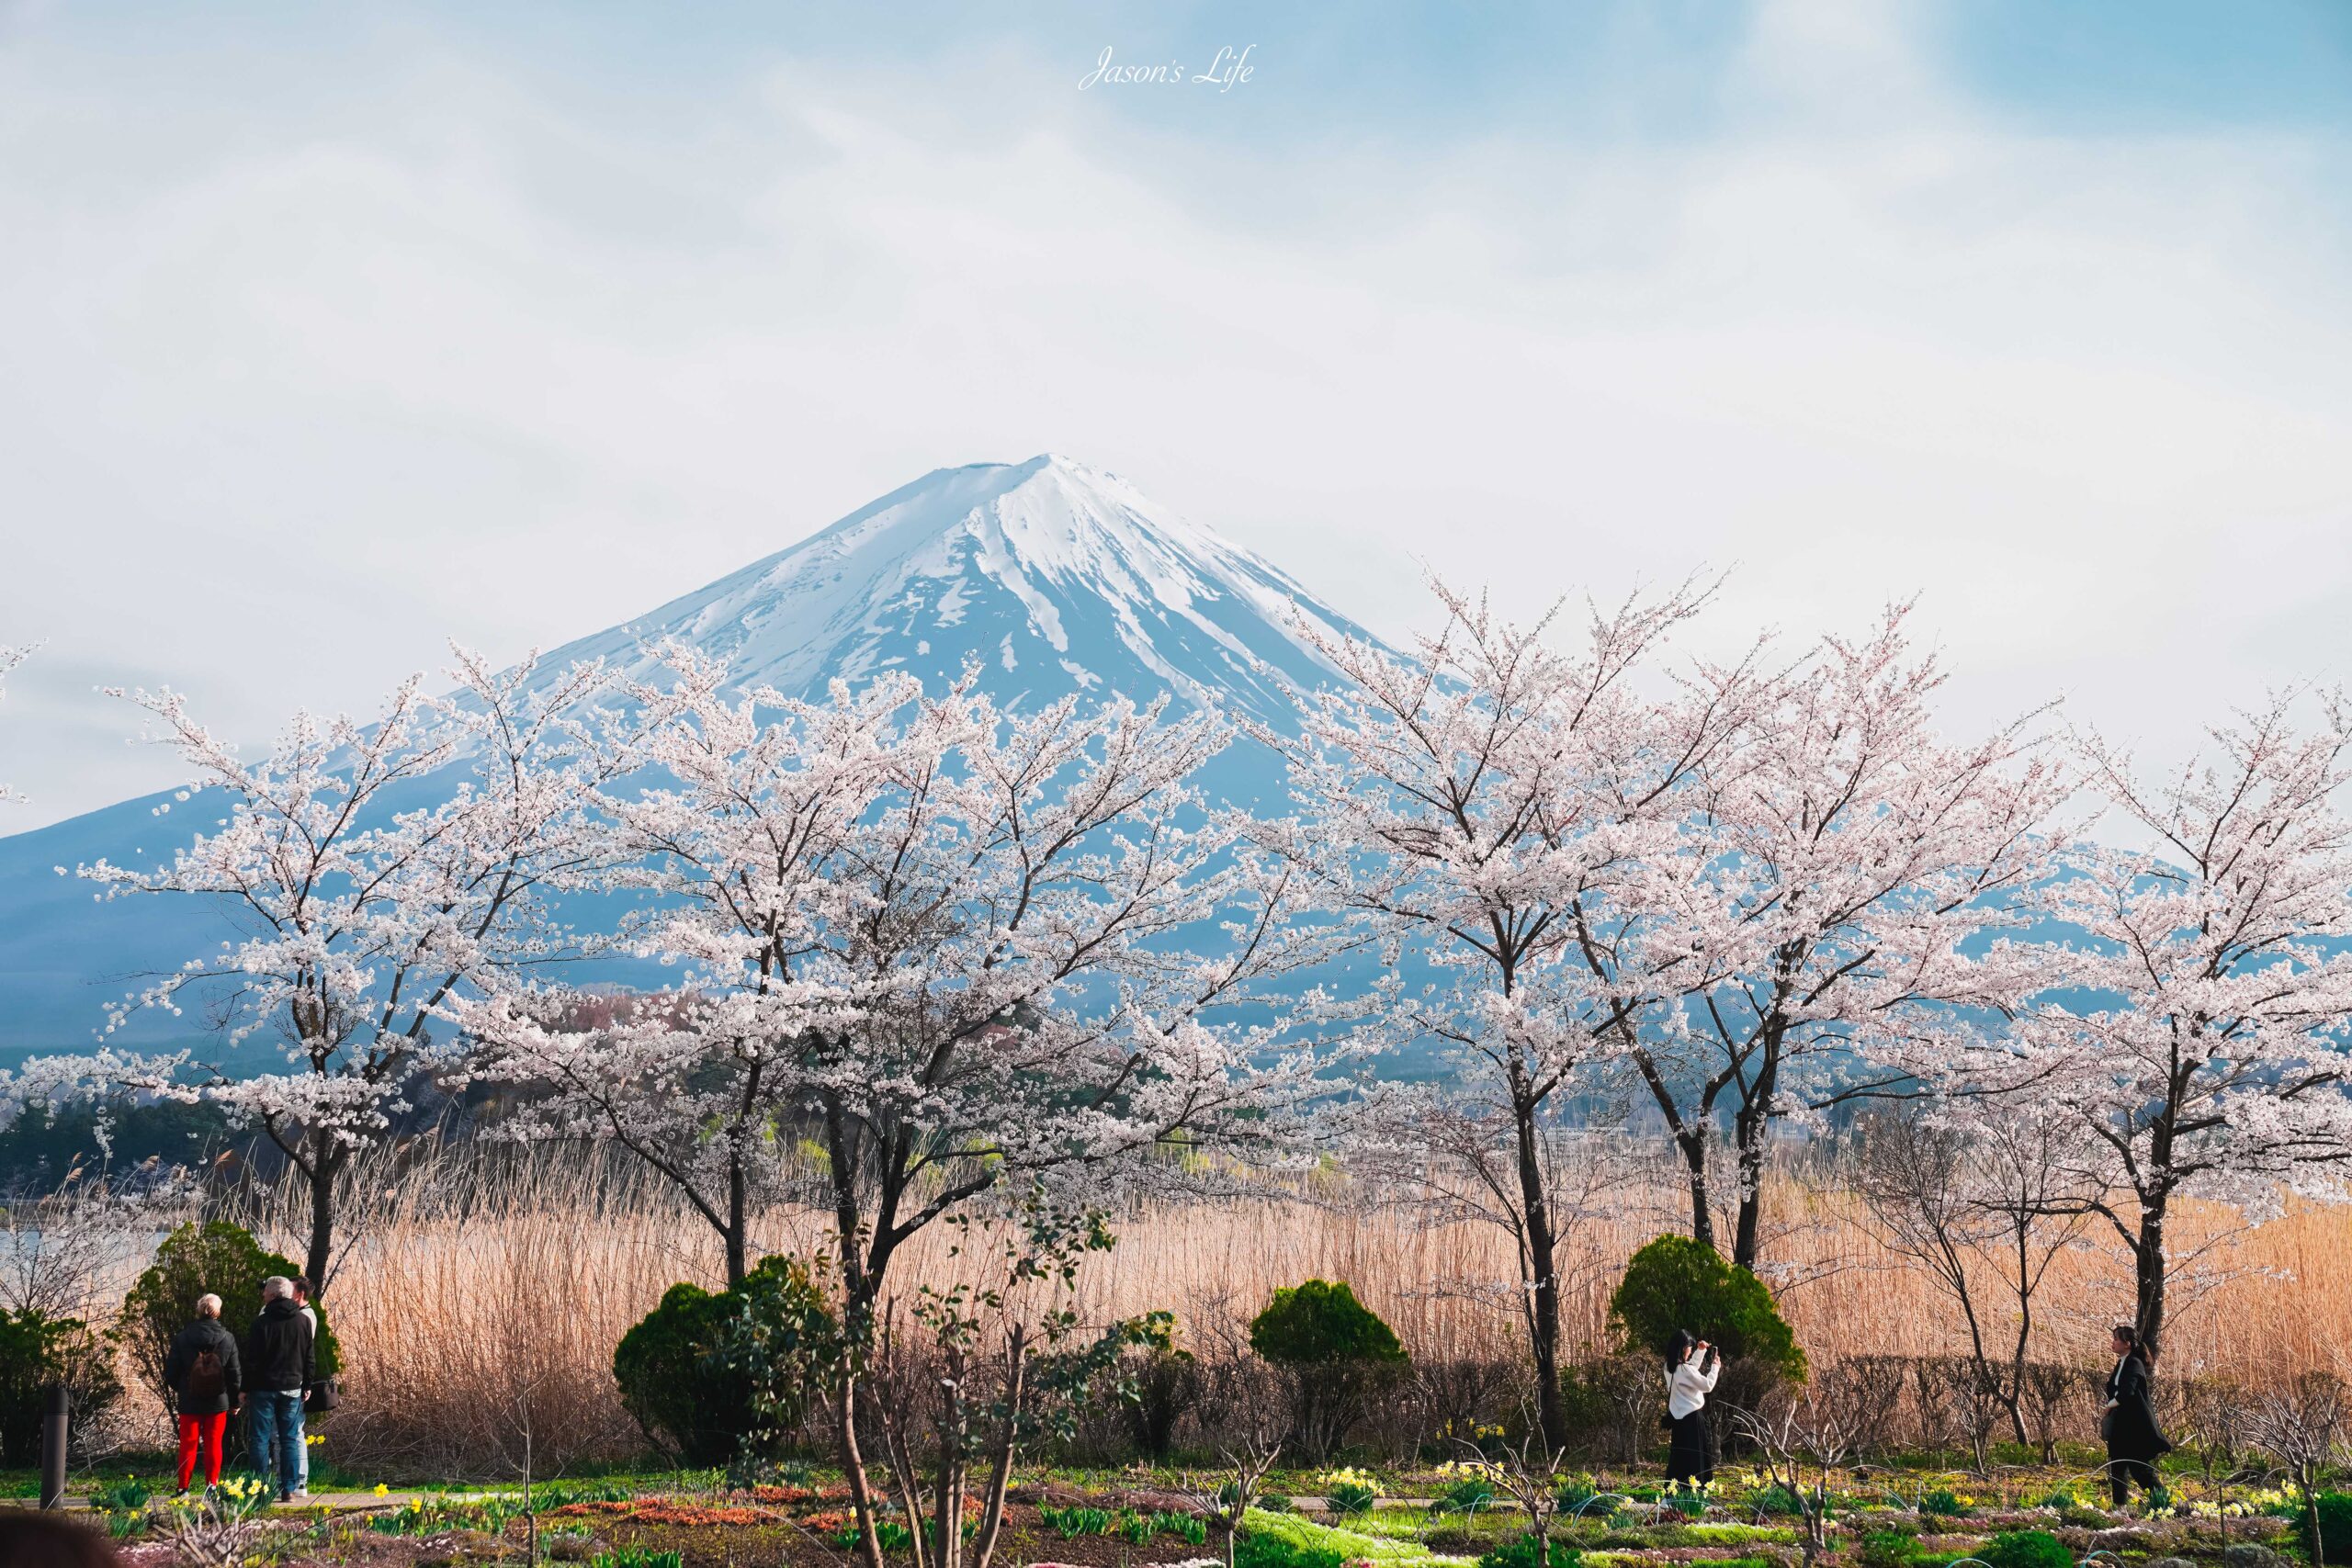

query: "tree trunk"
left=969, top=1326, right=1027, bottom=1568
left=1631, top=1049, right=1716, bottom=1255
left=1511, top=1094, right=1567, bottom=1454
left=1680, top=1131, right=1717, bottom=1255
left=724, top=1146, right=750, bottom=1289
left=2135, top=1200, right=2168, bottom=1355
left=1730, top=1137, right=1765, bottom=1270
left=879, top=1391, right=932, bottom=1568
left=1729, top=1041, right=1780, bottom=1271
left=306, top=1131, right=339, bottom=1290
left=2006, top=1257, right=2033, bottom=1449
left=933, top=1359, right=967, bottom=1568
left=838, top=1378, right=890, bottom=1568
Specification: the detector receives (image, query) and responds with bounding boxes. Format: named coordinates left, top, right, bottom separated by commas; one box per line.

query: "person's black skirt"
left=1666, top=1407, right=1713, bottom=1485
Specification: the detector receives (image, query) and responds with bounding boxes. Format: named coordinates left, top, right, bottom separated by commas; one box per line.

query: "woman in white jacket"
left=1663, top=1329, right=1720, bottom=1489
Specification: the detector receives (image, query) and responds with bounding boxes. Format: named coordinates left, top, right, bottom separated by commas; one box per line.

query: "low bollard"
left=39, top=1383, right=68, bottom=1508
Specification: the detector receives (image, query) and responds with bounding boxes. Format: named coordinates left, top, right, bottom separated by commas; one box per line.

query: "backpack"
left=187, top=1346, right=224, bottom=1401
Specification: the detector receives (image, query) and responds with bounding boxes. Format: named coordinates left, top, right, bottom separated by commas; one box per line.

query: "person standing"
left=1664, top=1329, right=1720, bottom=1490
left=289, top=1276, right=319, bottom=1493
left=243, top=1277, right=315, bottom=1503
left=2100, top=1324, right=2172, bottom=1506
left=162, top=1293, right=241, bottom=1495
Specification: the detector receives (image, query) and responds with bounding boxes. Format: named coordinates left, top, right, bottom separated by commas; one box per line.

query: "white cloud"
left=1, top=0, right=2347, bottom=827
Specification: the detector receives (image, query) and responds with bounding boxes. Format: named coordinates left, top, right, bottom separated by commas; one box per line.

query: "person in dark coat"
left=164, top=1292, right=243, bottom=1493
left=243, top=1277, right=316, bottom=1502
left=2101, top=1324, right=2171, bottom=1506
left=1663, top=1329, right=1721, bottom=1490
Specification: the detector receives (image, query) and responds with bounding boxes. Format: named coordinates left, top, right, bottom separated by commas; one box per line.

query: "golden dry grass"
left=213, top=1143, right=2352, bottom=1475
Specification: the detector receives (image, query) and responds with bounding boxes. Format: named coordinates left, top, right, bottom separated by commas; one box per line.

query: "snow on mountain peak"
left=543, top=455, right=1380, bottom=721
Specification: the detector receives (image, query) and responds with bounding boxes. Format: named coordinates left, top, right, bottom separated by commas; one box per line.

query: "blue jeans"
left=248, top=1392, right=305, bottom=1497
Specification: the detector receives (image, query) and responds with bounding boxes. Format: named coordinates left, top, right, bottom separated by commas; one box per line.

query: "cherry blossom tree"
left=1247, top=580, right=1751, bottom=1452
left=1615, top=607, right=2064, bottom=1269
left=74, top=649, right=616, bottom=1287
left=1992, top=690, right=2352, bottom=1351
left=458, top=645, right=1335, bottom=1565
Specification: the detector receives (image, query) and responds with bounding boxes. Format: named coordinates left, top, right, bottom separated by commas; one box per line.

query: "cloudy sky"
left=3, top=0, right=2349, bottom=829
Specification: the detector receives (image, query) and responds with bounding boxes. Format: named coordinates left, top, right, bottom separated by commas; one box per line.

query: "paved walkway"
left=4, top=1490, right=518, bottom=1514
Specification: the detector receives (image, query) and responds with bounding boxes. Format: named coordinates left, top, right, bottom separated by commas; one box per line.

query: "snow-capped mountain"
left=0, top=457, right=1385, bottom=1065
left=527, top=454, right=1374, bottom=722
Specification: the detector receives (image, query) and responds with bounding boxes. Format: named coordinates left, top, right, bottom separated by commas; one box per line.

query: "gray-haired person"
left=164, top=1292, right=240, bottom=1493
left=243, top=1277, right=315, bottom=1502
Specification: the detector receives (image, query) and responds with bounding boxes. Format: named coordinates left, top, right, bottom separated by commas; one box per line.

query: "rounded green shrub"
left=2315, top=1493, right=2352, bottom=1563
left=1249, top=1280, right=1406, bottom=1367
left=616, top=1254, right=834, bottom=1466
left=615, top=1280, right=738, bottom=1464
left=1980, top=1530, right=2072, bottom=1568
left=0, top=1307, right=122, bottom=1465
left=119, top=1221, right=341, bottom=1411
left=1605, top=1235, right=1805, bottom=1384
left=1248, top=1280, right=1407, bottom=1461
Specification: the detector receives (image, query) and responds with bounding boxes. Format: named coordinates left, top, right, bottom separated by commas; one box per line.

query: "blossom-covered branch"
left=458, top=645, right=1343, bottom=1295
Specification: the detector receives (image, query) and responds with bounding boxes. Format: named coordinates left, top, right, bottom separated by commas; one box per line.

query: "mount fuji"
left=517, top=453, right=1377, bottom=726
left=0, top=457, right=1388, bottom=1066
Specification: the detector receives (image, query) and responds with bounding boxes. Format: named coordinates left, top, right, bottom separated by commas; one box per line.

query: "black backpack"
left=187, top=1346, right=224, bottom=1400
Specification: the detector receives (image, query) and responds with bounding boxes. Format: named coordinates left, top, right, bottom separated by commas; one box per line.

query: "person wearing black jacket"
left=163, top=1293, right=242, bottom=1494
left=243, top=1278, right=316, bottom=1502
left=2101, top=1324, right=2172, bottom=1506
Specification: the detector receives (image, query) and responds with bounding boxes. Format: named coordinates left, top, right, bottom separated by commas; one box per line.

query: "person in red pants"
left=163, top=1292, right=243, bottom=1492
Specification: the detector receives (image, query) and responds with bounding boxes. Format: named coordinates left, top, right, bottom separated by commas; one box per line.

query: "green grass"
left=0, top=1447, right=2292, bottom=1568
left=1244, top=1506, right=1478, bottom=1568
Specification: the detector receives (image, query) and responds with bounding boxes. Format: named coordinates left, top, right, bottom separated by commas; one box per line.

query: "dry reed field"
left=193, top=1141, right=2352, bottom=1477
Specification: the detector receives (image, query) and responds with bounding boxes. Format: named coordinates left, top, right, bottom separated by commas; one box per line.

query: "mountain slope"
left=530, top=454, right=1371, bottom=720
left=0, top=457, right=1383, bottom=1065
